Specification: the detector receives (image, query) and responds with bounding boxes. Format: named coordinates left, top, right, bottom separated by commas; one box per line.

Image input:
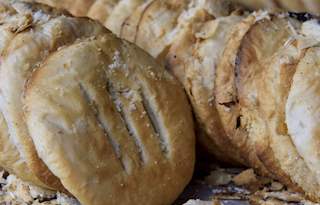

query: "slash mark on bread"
left=78, top=83, right=129, bottom=172
left=106, top=81, right=147, bottom=164
left=140, top=89, right=169, bottom=156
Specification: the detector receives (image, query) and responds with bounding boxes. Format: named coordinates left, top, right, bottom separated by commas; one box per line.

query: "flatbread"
left=24, top=34, right=195, bottom=205
left=167, top=14, right=245, bottom=164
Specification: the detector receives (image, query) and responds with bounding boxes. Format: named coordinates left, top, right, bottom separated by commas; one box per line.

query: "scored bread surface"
left=3, top=0, right=320, bottom=203
left=0, top=2, right=195, bottom=205
left=24, top=34, right=195, bottom=205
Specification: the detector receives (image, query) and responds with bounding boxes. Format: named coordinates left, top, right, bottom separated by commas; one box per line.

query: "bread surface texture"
left=0, top=1, right=196, bottom=205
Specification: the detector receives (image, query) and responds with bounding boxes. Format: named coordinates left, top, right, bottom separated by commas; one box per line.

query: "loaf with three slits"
left=0, top=1, right=195, bottom=205
left=30, top=0, right=320, bottom=202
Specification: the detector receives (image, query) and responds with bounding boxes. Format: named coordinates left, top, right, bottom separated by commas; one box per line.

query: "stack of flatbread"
left=2, top=0, right=320, bottom=204
left=0, top=1, right=195, bottom=205
left=28, top=0, right=320, bottom=203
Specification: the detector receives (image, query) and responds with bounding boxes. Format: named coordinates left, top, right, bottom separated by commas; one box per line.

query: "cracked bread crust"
left=234, top=16, right=320, bottom=201
left=214, top=14, right=261, bottom=168
left=235, top=16, right=297, bottom=180
left=166, top=13, right=245, bottom=164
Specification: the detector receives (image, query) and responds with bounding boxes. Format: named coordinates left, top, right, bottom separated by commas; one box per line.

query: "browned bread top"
left=0, top=1, right=196, bottom=205
left=23, top=33, right=195, bottom=205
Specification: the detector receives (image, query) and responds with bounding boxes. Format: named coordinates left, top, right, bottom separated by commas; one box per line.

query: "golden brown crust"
left=0, top=2, right=195, bottom=205
left=24, top=34, right=195, bottom=205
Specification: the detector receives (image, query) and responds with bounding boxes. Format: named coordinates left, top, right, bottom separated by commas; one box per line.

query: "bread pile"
left=28, top=0, right=320, bottom=203
left=2, top=0, right=320, bottom=204
left=26, top=0, right=320, bottom=35
left=0, top=1, right=195, bottom=205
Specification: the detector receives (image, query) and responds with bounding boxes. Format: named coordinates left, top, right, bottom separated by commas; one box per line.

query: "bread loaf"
left=166, top=12, right=246, bottom=165
left=24, top=34, right=195, bottom=205
left=231, top=16, right=320, bottom=200
left=0, top=1, right=195, bottom=205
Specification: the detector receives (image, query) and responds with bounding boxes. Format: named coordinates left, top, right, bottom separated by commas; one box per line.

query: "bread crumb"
left=233, top=169, right=257, bottom=186
left=205, top=170, right=232, bottom=186
left=269, top=181, right=284, bottom=191
left=0, top=172, right=79, bottom=205
left=183, top=199, right=214, bottom=205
